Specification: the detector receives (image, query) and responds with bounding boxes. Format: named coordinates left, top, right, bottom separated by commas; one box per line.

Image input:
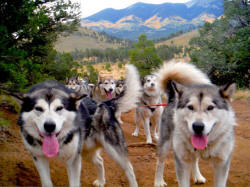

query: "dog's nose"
left=151, top=83, right=155, bottom=87
left=44, top=122, right=56, bottom=134
left=109, top=88, right=113, bottom=92
left=192, top=122, right=204, bottom=135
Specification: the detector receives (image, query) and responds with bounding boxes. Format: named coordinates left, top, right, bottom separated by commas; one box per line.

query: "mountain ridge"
left=81, top=0, right=223, bottom=40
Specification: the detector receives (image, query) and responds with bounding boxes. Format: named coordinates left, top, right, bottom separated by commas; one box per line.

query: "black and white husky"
left=154, top=62, right=236, bottom=187
left=15, top=65, right=141, bottom=187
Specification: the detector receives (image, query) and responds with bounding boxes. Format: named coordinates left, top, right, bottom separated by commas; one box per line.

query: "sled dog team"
left=14, top=61, right=236, bottom=187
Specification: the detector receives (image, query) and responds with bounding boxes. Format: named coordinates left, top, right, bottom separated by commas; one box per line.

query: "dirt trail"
left=0, top=99, right=249, bottom=187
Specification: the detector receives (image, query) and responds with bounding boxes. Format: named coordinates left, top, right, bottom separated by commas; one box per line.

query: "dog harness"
left=143, top=101, right=156, bottom=113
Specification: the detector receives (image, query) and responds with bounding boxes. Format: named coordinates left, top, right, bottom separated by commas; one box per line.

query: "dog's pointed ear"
left=69, top=93, right=87, bottom=101
left=141, top=77, right=145, bottom=85
left=76, top=75, right=82, bottom=83
left=11, top=92, right=28, bottom=102
left=88, top=83, right=95, bottom=91
left=165, top=81, right=176, bottom=102
left=88, top=83, right=95, bottom=89
left=171, top=81, right=185, bottom=99
left=219, top=83, right=236, bottom=102
left=98, top=74, right=102, bottom=83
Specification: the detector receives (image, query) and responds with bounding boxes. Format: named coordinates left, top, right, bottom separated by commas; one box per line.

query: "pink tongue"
left=191, top=134, right=208, bottom=150
left=42, top=134, right=59, bottom=158
left=107, top=92, right=113, bottom=99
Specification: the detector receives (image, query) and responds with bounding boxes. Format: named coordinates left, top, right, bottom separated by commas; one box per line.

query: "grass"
left=55, top=35, right=120, bottom=52
left=0, top=112, right=9, bottom=126
left=0, top=94, right=20, bottom=126
left=156, top=30, right=199, bottom=47
left=0, top=95, right=20, bottom=113
left=54, top=27, right=123, bottom=52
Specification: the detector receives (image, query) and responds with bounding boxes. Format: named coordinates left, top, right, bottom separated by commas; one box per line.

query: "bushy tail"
left=115, top=65, right=141, bottom=115
left=157, top=61, right=211, bottom=91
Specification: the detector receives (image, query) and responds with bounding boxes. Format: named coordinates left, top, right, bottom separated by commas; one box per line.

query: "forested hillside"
left=188, top=0, right=250, bottom=87
left=55, top=27, right=132, bottom=52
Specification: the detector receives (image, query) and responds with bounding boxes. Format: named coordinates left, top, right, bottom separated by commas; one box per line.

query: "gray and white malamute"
left=132, top=74, right=164, bottom=143
left=154, top=62, right=236, bottom=187
left=66, top=76, right=91, bottom=96
left=15, top=65, right=141, bottom=187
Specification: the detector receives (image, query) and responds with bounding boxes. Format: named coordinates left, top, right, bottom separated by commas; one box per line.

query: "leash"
left=137, top=104, right=167, bottom=107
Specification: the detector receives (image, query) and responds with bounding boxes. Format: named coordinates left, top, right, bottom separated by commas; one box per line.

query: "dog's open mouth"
left=37, top=128, right=59, bottom=158
left=42, top=134, right=59, bottom=158
left=191, top=134, right=208, bottom=150
left=105, top=90, right=113, bottom=99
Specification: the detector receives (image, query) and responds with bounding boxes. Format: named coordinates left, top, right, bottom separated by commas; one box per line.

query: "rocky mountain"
left=81, top=0, right=223, bottom=40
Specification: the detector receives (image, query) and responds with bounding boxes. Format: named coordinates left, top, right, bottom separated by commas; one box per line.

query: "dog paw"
left=194, top=175, right=206, bottom=184
left=154, top=134, right=159, bottom=141
left=132, top=132, right=138, bottom=136
left=93, top=179, right=105, bottom=187
left=154, top=180, right=167, bottom=187
left=117, top=118, right=123, bottom=124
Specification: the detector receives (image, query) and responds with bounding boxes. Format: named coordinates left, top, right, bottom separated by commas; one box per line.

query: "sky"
left=72, top=0, right=190, bottom=18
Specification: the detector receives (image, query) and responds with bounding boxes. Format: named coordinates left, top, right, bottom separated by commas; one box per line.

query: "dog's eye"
left=56, top=106, right=63, bottom=112
left=207, top=105, right=214, bottom=111
left=187, top=105, right=194, bottom=111
left=147, top=80, right=150, bottom=82
left=35, top=106, right=43, bottom=112
left=105, top=82, right=108, bottom=85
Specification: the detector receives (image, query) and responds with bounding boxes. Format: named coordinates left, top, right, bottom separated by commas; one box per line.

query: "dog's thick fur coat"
left=132, top=75, right=164, bottom=143
left=154, top=61, right=236, bottom=187
left=91, top=75, right=116, bottom=102
left=16, top=65, right=141, bottom=187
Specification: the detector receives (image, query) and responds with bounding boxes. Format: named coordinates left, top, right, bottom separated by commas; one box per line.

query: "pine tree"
left=188, top=0, right=250, bottom=88
left=0, top=0, right=80, bottom=91
left=129, top=34, right=162, bottom=76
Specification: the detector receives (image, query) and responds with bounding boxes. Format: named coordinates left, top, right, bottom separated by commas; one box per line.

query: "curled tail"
left=157, top=61, right=211, bottom=91
left=115, top=65, right=141, bottom=116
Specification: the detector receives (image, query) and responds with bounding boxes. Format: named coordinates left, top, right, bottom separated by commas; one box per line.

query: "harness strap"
left=139, top=101, right=162, bottom=113
left=137, top=104, right=167, bottom=107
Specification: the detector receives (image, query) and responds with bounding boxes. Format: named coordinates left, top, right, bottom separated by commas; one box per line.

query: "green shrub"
left=105, top=62, right=111, bottom=71
left=82, top=64, right=98, bottom=84
left=0, top=95, right=20, bottom=113
left=118, top=62, right=123, bottom=69
left=0, top=112, right=9, bottom=126
left=129, top=34, right=162, bottom=77
left=188, top=0, right=250, bottom=88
